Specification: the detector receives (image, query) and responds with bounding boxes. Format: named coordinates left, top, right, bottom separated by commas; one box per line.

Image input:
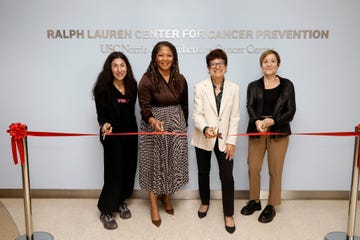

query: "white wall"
left=0, top=0, right=359, bottom=191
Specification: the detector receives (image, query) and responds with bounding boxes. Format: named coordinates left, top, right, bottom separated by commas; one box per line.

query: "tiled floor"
left=1, top=198, right=359, bottom=240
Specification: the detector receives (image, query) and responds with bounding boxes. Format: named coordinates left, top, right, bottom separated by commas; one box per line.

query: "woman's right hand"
left=204, top=127, right=218, bottom=138
left=255, top=120, right=265, bottom=132
left=101, top=122, right=112, bottom=134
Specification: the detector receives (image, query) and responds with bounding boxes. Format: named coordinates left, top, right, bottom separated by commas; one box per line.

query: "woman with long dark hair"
left=93, top=51, right=138, bottom=230
left=138, top=41, right=189, bottom=227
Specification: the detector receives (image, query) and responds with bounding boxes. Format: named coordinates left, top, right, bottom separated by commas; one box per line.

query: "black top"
left=262, top=84, right=281, bottom=116
left=211, top=79, right=224, bottom=114
left=95, top=83, right=138, bottom=133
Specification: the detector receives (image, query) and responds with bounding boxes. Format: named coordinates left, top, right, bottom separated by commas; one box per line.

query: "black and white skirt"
left=139, top=104, right=189, bottom=194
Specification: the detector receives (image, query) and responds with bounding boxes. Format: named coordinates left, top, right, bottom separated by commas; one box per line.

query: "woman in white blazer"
left=192, top=49, right=240, bottom=234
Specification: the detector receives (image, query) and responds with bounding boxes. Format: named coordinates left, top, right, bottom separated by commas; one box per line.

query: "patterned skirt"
left=139, top=105, right=189, bottom=194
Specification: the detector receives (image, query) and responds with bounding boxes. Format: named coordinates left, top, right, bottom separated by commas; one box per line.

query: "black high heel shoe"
left=197, top=205, right=209, bottom=218
left=225, top=216, right=236, bottom=234
left=225, top=225, right=236, bottom=234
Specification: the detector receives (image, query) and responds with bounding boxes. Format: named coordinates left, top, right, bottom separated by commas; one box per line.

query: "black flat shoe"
left=197, top=205, right=209, bottom=219
left=258, top=205, right=276, bottom=223
left=240, top=200, right=261, bottom=215
left=225, top=225, right=236, bottom=234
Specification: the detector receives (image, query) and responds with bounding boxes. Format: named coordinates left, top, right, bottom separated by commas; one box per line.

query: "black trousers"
left=97, top=134, right=138, bottom=214
left=195, top=140, right=234, bottom=216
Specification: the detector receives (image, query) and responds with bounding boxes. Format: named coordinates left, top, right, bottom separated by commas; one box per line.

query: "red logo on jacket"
left=117, top=98, right=128, bottom=103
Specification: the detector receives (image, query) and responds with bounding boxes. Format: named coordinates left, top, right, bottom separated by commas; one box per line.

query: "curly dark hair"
left=92, top=51, right=137, bottom=106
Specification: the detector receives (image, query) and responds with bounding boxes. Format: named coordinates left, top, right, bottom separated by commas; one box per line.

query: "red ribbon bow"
left=357, top=124, right=360, bottom=169
left=7, top=123, right=28, bottom=165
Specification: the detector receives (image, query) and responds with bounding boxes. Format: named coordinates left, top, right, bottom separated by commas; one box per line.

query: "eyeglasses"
left=209, top=61, right=225, bottom=68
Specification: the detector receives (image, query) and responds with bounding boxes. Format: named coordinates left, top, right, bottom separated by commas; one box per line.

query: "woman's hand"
left=149, top=117, right=164, bottom=132
left=255, top=120, right=265, bottom=132
left=225, top=144, right=235, bottom=160
left=262, top=118, right=274, bottom=130
left=101, top=122, right=112, bottom=134
left=101, top=123, right=112, bottom=140
left=204, top=127, right=217, bottom=138
left=256, top=118, right=274, bottom=132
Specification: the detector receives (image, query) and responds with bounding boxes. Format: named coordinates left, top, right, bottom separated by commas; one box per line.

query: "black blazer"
left=246, top=76, right=296, bottom=138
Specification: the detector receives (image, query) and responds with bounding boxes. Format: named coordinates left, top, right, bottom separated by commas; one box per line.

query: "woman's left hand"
left=152, top=119, right=165, bottom=132
left=262, top=118, right=275, bottom=129
left=225, top=144, right=235, bottom=160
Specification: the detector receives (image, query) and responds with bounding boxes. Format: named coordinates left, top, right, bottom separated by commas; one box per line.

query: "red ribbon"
left=357, top=124, right=360, bottom=169
left=7, top=123, right=28, bottom=165
left=6, top=122, right=360, bottom=168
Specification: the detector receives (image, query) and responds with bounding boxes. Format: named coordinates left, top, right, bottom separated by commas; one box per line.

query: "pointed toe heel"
left=152, top=218, right=161, bottom=227
left=197, top=205, right=209, bottom=219
left=160, top=194, right=174, bottom=215
left=165, top=208, right=174, bottom=215
left=225, top=225, right=236, bottom=234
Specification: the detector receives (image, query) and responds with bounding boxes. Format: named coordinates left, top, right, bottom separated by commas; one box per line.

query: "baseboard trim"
left=0, top=189, right=352, bottom=200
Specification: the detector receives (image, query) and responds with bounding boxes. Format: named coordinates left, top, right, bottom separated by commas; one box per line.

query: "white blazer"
left=191, top=78, right=240, bottom=152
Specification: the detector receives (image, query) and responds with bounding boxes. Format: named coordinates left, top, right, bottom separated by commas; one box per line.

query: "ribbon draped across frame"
left=6, top=122, right=360, bottom=167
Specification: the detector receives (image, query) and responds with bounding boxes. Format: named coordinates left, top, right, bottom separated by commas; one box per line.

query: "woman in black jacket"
left=93, top=52, right=138, bottom=230
left=240, top=49, right=296, bottom=223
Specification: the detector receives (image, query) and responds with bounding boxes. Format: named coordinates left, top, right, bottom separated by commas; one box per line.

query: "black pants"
left=195, top=140, right=234, bottom=216
left=97, top=134, right=138, bottom=214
